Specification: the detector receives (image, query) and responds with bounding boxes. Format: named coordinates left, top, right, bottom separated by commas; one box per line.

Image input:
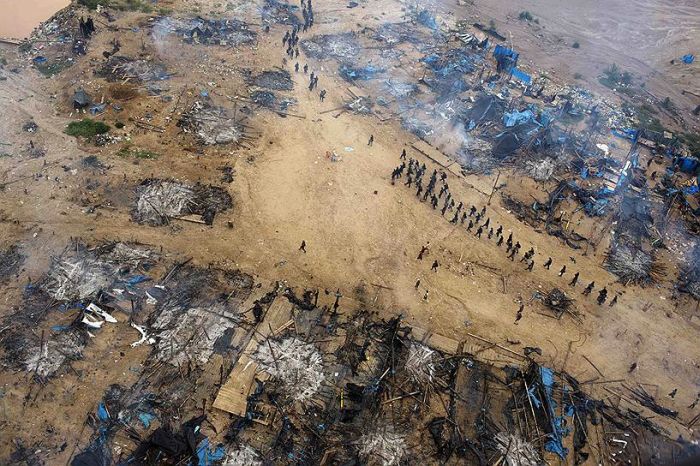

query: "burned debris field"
left=0, top=0, right=699, bottom=465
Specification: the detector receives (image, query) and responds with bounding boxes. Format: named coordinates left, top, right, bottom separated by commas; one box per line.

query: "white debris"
left=130, top=322, right=156, bottom=347
left=358, top=425, right=407, bottom=466
left=524, top=158, right=555, bottom=181
left=494, top=432, right=542, bottom=466
left=45, top=257, right=112, bottom=301
left=405, top=342, right=437, bottom=384
left=134, top=180, right=195, bottom=225
left=252, top=337, right=325, bottom=402
left=87, top=303, right=117, bottom=323
left=152, top=304, right=237, bottom=366
left=224, top=445, right=262, bottom=466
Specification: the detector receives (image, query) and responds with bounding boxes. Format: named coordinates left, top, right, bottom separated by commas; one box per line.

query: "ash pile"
left=132, top=178, right=232, bottom=226
left=96, top=56, right=171, bottom=82
left=606, top=194, right=664, bottom=286
left=178, top=100, right=255, bottom=147
left=300, top=32, right=361, bottom=61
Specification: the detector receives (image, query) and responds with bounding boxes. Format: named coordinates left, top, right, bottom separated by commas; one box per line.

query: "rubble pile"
left=300, top=32, right=361, bottom=60
left=252, top=336, right=326, bottom=401
left=97, top=56, right=170, bottom=82
left=178, top=101, right=249, bottom=146
left=606, top=243, right=661, bottom=285
left=132, top=178, right=232, bottom=226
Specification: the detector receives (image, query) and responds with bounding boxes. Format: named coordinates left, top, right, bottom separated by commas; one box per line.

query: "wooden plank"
left=346, top=85, right=368, bottom=99
left=410, top=326, right=460, bottom=355
left=411, top=140, right=454, bottom=168
left=213, top=296, right=293, bottom=415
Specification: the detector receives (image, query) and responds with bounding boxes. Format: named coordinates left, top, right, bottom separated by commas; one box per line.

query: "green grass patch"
left=117, top=146, right=159, bottom=159
left=35, top=60, right=72, bottom=78
left=680, top=133, right=700, bottom=154
left=65, top=119, right=110, bottom=138
left=518, top=11, right=533, bottom=21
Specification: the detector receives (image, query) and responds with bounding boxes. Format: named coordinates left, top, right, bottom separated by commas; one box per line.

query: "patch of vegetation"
left=518, top=11, right=534, bottom=21
left=65, top=119, right=110, bottom=139
left=635, top=105, right=665, bottom=134
left=680, top=133, right=700, bottom=154
left=572, top=41, right=580, bottom=49
left=79, top=0, right=152, bottom=12
left=573, top=72, right=583, bottom=80
left=660, top=97, right=675, bottom=111
left=115, top=121, right=125, bottom=129
left=35, top=60, right=72, bottom=78
left=599, top=63, right=633, bottom=89
left=0, top=55, right=7, bottom=66
left=117, top=146, right=159, bottom=159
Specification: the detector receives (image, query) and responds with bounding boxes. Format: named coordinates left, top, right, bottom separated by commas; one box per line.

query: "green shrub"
left=65, top=119, right=110, bottom=138
left=572, top=42, right=580, bottom=49
left=518, top=11, right=533, bottom=21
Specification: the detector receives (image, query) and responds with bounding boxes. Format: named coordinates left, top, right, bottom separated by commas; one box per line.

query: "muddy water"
left=0, top=0, right=70, bottom=39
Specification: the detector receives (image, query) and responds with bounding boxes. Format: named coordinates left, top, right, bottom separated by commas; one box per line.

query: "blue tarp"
left=126, top=274, right=151, bottom=286
left=678, top=157, right=699, bottom=174
left=503, top=109, right=536, bottom=127
left=421, top=48, right=479, bottom=77
left=510, top=67, right=532, bottom=85
left=539, top=367, right=570, bottom=459
left=89, top=104, right=107, bottom=115
left=417, top=10, right=438, bottom=30
left=493, top=44, right=519, bottom=71
left=611, top=128, right=639, bottom=142
left=138, top=412, right=156, bottom=429
left=338, top=64, right=383, bottom=81
left=194, top=438, right=226, bottom=466
left=682, top=54, right=695, bottom=64
left=97, top=403, right=110, bottom=421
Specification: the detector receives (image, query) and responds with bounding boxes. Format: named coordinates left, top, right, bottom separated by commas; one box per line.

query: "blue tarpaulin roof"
left=682, top=54, right=695, bottom=64
left=511, top=67, right=532, bottom=85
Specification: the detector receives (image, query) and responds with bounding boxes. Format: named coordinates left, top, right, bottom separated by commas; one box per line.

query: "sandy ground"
left=0, top=0, right=71, bottom=39
left=0, top=0, right=698, bottom=463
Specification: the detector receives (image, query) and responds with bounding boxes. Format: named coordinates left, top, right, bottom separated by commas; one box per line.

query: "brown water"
left=0, top=0, right=70, bottom=39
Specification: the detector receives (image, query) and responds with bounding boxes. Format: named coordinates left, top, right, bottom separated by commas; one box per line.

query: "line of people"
left=390, top=151, right=618, bottom=308
left=281, top=21, right=327, bottom=101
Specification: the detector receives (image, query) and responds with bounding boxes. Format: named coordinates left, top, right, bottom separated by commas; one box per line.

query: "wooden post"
left=487, top=170, right=501, bottom=205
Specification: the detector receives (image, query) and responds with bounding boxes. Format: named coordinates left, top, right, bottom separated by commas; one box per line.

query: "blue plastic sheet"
left=510, top=67, right=532, bottom=85
left=338, top=64, right=383, bottom=81
left=421, top=48, right=479, bottom=77
left=89, top=104, right=107, bottom=115
left=493, top=44, right=519, bottom=71
left=138, top=412, right=155, bottom=429
left=97, top=403, right=110, bottom=421
left=611, top=128, right=639, bottom=142
left=539, top=367, right=569, bottom=459
left=682, top=54, right=695, bottom=64
left=194, top=438, right=226, bottom=466
left=127, top=275, right=151, bottom=286
left=503, top=109, right=535, bottom=127
left=417, top=10, right=438, bottom=30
